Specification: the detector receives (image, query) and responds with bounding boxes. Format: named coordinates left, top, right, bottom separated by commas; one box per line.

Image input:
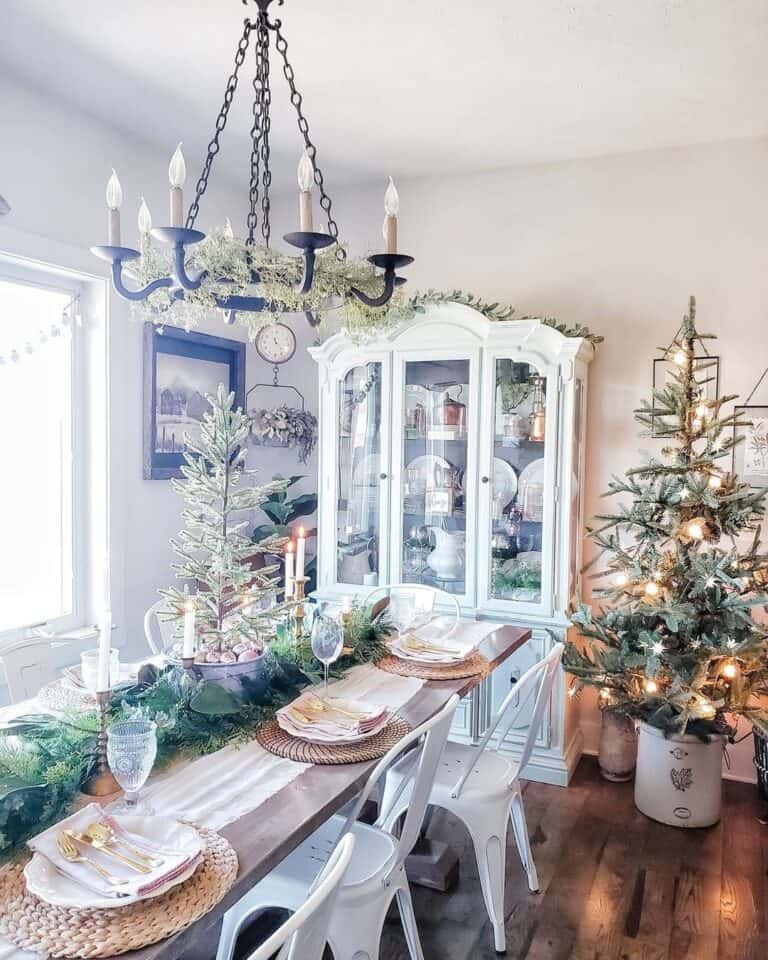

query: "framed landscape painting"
left=733, top=405, right=768, bottom=490
left=143, top=324, right=246, bottom=479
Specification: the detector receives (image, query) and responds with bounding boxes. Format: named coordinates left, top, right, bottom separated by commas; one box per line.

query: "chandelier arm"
left=171, top=244, right=209, bottom=292
left=112, top=260, right=174, bottom=302
left=270, top=18, right=345, bottom=260
left=186, top=19, right=254, bottom=230
left=350, top=253, right=415, bottom=308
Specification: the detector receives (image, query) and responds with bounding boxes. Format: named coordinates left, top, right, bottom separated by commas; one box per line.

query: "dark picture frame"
left=651, top=355, right=721, bottom=437
left=143, top=324, right=246, bottom=479
left=733, top=405, right=768, bottom=490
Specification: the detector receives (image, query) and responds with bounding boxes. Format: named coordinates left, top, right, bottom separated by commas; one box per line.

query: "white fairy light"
left=652, top=640, right=665, bottom=656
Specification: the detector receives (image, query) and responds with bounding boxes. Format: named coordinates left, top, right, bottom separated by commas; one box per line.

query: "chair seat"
left=386, top=740, right=518, bottom=809
left=249, top=814, right=398, bottom=910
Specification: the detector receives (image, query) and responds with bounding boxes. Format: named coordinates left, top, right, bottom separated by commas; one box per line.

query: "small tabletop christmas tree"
left=161, top=385, right=289, bottom=663
left=565, top=297, right=768, bottom=737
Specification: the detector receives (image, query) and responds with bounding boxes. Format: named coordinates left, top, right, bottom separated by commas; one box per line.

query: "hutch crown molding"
left=310, top=302, right=594, bottom=785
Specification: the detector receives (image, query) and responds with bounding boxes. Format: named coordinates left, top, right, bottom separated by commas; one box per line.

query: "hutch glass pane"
left=489, top=360, right=548, bottom=604
left=336, top=363, right=382, bottom=586
left=401, top=358, right=469, bottom=594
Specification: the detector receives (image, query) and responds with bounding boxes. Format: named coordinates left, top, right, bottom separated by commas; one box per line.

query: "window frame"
left=0, top=261, right=88, bottom=641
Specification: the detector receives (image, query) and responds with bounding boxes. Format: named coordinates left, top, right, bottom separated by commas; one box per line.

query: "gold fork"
left=303, top=694, right=365, bottom=721
left=68, top=830, right=151, bottom=874
left=56, top=832, right=128, bottom=889
left=85, top=822, right=164, bottom=868
left=402, top=637, right=462, bottom=655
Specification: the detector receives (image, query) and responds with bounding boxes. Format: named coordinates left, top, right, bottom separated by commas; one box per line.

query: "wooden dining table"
left=117, top=623, right=530, bottom=960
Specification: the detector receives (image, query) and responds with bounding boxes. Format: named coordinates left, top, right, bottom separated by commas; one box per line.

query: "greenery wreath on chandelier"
left=130, top=230, right=604, bottom=346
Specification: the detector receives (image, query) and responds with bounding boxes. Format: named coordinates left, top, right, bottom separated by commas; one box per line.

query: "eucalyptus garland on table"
left=0, top=605, right=391, bottom=861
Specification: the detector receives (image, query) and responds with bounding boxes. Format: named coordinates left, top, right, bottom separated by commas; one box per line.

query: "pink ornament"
left=237, top=648, right=260, bottom=662
left=220, top=650, right=237, bottom=664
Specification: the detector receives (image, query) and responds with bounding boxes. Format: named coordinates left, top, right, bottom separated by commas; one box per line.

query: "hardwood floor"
left=378, top=756, right=766, bottom=960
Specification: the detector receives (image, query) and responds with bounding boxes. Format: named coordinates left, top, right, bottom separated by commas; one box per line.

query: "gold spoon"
left=56, top=832, right=128, bottom=889
left=85, top=822, right=164, bottom=868
left=68, top=830, right=151, bottom=874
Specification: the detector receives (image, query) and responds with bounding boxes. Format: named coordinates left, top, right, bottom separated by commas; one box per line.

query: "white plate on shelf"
left=492, top=458, right=518, bottom=510
left=519, top=457, right=546, bottom=521
left=24, top=816, right=203, bottom=910
left=404, top=454, right=451, bottom=490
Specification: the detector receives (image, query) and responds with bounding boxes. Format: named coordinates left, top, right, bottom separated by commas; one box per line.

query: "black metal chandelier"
left=91, top=0, right=413, bottom=327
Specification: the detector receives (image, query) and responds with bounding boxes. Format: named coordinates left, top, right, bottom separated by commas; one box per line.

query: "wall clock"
left=255, top=322, right=297, bottom=366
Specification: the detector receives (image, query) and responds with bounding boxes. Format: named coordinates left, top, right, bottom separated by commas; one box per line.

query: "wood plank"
left=718, top=778, right=764, bottom=960
left=126, top=624, right=531, bottom=960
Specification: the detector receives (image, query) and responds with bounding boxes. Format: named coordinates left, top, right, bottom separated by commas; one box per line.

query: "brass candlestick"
left=82, top=689, right=120, bottom=797
left=291, top=576, right=310, bottom=640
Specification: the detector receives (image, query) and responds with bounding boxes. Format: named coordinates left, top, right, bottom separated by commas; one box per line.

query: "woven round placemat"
left=376, top=651, right=491, bottom=681
left=257, top=714, right=411, bottom=764
left=0, top=828, right=238, bottom=959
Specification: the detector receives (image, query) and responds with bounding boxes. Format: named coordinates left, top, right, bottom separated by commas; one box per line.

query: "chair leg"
left=395, top=883, right=426, bottom=960
left=469, top=820, right=508, bottom=953
left=509, top=787, right=539, bottom=893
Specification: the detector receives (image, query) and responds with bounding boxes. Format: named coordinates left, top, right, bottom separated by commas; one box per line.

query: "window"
left=0, top=273, right=83, bottom=635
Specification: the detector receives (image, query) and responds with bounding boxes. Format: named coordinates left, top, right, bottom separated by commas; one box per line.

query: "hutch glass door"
left=484, top=358, right=553, bottom=612
left=398, top=358, right=471, bottom=595
left=336, top=362, right=385, bottom=587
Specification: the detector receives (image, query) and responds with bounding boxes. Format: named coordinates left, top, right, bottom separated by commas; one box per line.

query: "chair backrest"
left=244, top=833, right=355, bottom=960
left=452, top=643, right=564, bottom=798
left=0, top=637, right=67, bottom=703
left=143, top=600, right=178, bottom=657
left=363, top=583, right=461, bottom=640
left=340, top=694, right=459, bottom=874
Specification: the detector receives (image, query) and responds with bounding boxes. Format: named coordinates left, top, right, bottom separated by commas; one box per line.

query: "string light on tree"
left=708, top=474, right=722, bottom=490
left=722, top=660, right=739, bottom=680
left=651, top=640, right=665, bottom=656
left=613, top=572, right=629, bottom=588
left=644, top=678, right=659, bottom=694
left=644, top=581, right=660, bottom=598
left=685, top=519, right=705, bottom=541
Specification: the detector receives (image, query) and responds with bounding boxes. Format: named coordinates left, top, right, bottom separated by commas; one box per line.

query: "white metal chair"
left=143, top=600, right=177, bottom=657
left=221, top=833, right=355, bottom=960
left=215, top=695, right=460, bottom=960
left=380, top=643, right=565, bottom=953
left=0, top=636, right=70, bottom=703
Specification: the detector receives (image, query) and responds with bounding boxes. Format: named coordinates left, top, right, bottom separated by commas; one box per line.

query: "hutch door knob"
left=379, top=472, right=388, bottom=480
left=481, top=476, right=490, bottom=484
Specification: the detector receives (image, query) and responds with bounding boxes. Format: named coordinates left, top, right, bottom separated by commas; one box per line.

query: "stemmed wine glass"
left=311, top=613, right=345, bottom=692
left=106, top=720, right=158, bottom=815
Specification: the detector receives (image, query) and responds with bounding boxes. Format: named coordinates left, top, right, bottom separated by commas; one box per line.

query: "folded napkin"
left=277, top=692, right=390, bottom=742
left=27, top=803, right=202, bottom=900
left=388, top=615, right=476, bottom=664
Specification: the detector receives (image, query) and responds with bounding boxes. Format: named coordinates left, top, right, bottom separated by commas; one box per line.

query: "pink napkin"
left=27, top=803, right=202, bottom=900
left=277, top=692, right=389, bottom=739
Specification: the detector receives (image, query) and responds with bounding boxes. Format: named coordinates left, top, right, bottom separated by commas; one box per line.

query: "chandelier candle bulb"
left=168, top=143, right=186, bottom=228
left=383, top=177, right=399, bottom=254
left=105, top=170, right=122, bottom=245
left=284, top=542, right=295, bottom=599
left=137, top=197, right=152, bottom=236
left=297, top=151, right=314, bottom=232
left=223, top=217, right=235, bottom=240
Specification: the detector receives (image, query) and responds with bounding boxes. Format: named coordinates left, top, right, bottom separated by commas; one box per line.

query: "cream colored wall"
left=269, top=135, right=768, bottom=781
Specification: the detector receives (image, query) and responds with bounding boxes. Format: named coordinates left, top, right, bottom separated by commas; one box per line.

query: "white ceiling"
left=3, top=0, right=768, bottom=191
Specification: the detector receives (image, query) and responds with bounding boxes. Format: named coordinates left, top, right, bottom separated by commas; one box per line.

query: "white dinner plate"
left=24, top=816, right=202, bottom=910
left=277, top=696, right=390, bottom=744
left=492, top=457, right=518, bottom=509
left=404, top=454, right=451, bottom=489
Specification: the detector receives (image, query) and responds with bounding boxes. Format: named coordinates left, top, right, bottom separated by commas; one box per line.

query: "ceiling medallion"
left=91, top=0, right=413, bottom=335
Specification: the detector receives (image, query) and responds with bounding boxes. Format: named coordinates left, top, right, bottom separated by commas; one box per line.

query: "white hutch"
left=309, top=302, right=594, bottom=785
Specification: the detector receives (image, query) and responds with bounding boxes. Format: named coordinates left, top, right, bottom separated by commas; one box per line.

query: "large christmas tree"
left=161, top=385, right=289, bottom=662
left=565, top=298, right=768, bottom=737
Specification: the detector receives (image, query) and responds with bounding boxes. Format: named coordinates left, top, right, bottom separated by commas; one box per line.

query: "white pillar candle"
left=285, top=542, right=295, bottom=598
left=383, top=177, right=399, bottom=255
left=182, top=593, right=196, bottom=659
left=297, top=151, right=314, bottom=232
left=168, top=143, right=186, bottom=228
left=97, top=610, right=112, bottom=692
left=296, top=526, right=306, bottom=580
left=106, top=170, right=122, bottom=246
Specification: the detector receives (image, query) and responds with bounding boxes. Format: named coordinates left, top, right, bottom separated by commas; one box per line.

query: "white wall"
left=2, top=69, right=765, bottom=779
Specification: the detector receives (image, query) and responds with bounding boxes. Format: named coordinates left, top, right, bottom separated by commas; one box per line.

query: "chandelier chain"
left=271, top=18, right=346, bottom=260
left=187, top=20, right=253, bottom=230
left=247, top=17, right=270, bottom=245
